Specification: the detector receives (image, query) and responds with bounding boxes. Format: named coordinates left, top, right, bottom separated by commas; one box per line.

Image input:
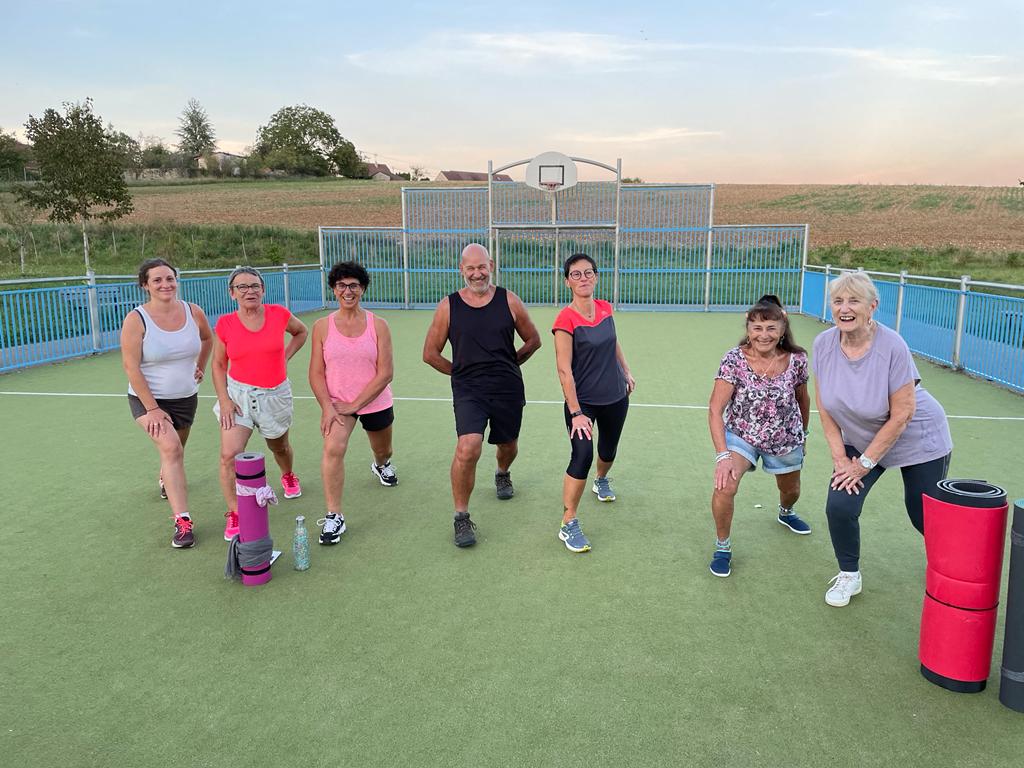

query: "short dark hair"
left=228, top=266, right=264, bottom=289
left=328, top=261, right=370, bottom=289
left=563, top=253, right=598, bottom=278
left=137, top=258, right=176, bottom=287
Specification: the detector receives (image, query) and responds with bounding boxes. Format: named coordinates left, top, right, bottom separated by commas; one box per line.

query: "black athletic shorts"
left=356, top=406, right=394, bottom=432
left=128, top=393, right=199, bottom=430
left=453, top=396, right=524, bottom=444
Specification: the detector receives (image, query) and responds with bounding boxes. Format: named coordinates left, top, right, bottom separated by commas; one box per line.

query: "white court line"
left=1, top=390, right=1022, bottom=421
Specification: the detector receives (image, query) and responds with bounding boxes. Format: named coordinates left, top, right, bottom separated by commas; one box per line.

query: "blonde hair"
left=829, top=271, right=878, bottom=304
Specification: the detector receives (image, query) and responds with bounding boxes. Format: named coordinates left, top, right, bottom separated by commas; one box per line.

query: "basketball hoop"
left=525, top=152, right=578, bottom=194
left=539, top=181, right=561, bottom=193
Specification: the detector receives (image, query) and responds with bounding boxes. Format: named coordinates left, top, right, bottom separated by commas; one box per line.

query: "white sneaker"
left=825, top=571, right=863, bottom=607
left=371, top=460, right=398, bottom=487
left=317, top=514, right=346, bottom=545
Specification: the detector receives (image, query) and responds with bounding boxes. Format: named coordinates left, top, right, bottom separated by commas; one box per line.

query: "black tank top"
left=448, top=286, right=524, bottom=399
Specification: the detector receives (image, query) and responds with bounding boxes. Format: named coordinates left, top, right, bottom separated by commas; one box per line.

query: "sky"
left=2, top=1, right=1021, bottom=185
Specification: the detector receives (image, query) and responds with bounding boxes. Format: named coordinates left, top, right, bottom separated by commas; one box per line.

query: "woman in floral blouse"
left=706, top=295, right=811, bottom=577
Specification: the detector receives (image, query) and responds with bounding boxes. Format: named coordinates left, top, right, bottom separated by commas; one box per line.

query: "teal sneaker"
left=558, top=518, right=591, bottom=553
left=709, top=550, right=732, bottom=577
left=592, top=476, right=616, bottom=502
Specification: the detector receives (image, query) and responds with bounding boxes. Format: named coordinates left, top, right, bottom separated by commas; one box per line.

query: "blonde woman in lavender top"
left=813, top=272, right=952, bottom=608
left=707, top=295, right=811, bottom=578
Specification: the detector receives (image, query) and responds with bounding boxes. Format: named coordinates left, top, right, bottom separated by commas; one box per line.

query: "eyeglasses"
left=232, top=283, right=263, bottom=293
left=568, top=269, right=596, bottom=280
left=336, top=282, right=363, bottom=294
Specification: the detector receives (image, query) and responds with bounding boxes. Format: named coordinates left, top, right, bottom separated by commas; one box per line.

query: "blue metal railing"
left=800, top=265, right=1024, bottom=393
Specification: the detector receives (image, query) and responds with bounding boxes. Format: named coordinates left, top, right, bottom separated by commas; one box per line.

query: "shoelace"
left=596, top=477, right=612, bottom=491
left=496, top=473, right=512, bottom=490
left=175, top=516, right=193, bottom=534
left=379, top=463, right=396, bottom=479
left=455, top=516, right=477, bottom=535
left=282, top=473, right=299, bottom=491
left=827, top=573, right=854, bottom=591
left=317, top=516, right=343, bottom=533
left=225, top=511, right=239, bottom=527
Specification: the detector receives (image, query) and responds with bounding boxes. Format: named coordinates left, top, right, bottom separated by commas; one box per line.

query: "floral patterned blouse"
left=716, top=347, right=809, bottom=456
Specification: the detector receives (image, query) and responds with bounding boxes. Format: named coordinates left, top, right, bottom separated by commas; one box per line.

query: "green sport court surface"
left=2, top=310, right=1023, bottom=768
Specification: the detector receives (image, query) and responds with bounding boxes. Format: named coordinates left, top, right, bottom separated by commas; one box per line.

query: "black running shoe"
left=172, top=515, right=194, bottom=548
left=318, top=514, right=346, bottom=545
left=495, top=471, right=514, bottom=500
left=453, top=512, right=477, bottom=547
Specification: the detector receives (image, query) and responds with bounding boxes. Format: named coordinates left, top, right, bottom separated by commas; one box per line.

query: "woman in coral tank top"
left=308, top=261, right=396, bottom=545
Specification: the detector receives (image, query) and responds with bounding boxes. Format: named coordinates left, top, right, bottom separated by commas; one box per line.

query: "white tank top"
left=127, top=301, right=202, bottom=399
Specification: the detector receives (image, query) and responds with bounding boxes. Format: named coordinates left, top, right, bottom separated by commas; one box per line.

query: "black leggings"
left=563, top=397, right=629, bottom=480
left=826, top=445, right=951, bottom=571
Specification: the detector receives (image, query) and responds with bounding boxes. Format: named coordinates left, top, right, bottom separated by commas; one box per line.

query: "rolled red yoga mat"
left=919, top=479, right=1008, bottom=693
left=236, top=452, right=273, bottom=587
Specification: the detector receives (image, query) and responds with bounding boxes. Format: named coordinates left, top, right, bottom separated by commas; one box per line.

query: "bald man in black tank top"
left=423, top=243, right=542, bottom=547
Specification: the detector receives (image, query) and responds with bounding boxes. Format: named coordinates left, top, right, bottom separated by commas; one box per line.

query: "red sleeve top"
left=215, top=304, right=291, bottom=387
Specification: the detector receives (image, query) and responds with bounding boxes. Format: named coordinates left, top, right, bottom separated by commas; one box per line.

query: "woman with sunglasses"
left=551, top=253, right=636, bottom=553
left=308, top=261, right=397, bottom=544
left=121, top=258, right=213, bottom=548
left=211, top=267, right=308, bottom=541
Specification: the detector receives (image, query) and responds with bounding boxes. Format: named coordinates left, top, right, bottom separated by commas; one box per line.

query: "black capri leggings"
left=563, top=396, right=630, bottom=480
left=826, top=445, right=951, bottom=571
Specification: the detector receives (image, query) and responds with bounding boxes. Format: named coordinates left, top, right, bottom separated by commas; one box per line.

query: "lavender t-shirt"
left=812, top=324, right=952, bottom=468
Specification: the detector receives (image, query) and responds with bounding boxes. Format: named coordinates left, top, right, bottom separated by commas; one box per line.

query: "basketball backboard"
left=524, top=151, right=578, bottom=193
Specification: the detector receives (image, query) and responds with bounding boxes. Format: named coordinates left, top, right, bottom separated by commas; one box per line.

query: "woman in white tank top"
left=120, top=259, right=213, bottom=549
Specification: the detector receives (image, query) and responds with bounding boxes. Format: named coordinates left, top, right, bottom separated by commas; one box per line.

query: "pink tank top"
left=323, top=310, right=394, bottom=414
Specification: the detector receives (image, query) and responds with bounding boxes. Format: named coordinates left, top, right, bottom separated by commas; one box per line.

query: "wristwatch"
left=569, top=409, right=584, bottom=418
left=859, top=455, right=877, bottom=470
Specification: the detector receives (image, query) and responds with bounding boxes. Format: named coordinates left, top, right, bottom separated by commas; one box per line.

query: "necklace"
left=747, top=352, right=780, bottom=378
left=573, top=301, right=595, bottom=321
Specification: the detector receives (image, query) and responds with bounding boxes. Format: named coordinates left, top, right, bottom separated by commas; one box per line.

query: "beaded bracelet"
left=715, top=451, right=732, bottom=463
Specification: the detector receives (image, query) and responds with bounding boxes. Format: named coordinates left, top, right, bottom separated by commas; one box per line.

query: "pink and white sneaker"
left=223, top=510, right=239, bottom=541
left=281, top=472, right=302, bottom=499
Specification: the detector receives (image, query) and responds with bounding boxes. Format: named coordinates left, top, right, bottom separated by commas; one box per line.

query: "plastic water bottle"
left=293, top=515, right=310, bottom=571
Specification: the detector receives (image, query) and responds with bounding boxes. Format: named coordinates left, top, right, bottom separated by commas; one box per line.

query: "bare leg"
left=265, top=431, right=295, bottom=475
left=322, top=416, right=357, bottom=515
left=367, top=425, right=393, bottom=467
left=711, top=455, right=752, bottom=541
left=452, top=434, right=483, bottom=512
left=596, top=457, right=613, bottom=479
left=138, top=418, right=188, bottom=517
left=495, top=440, right=518, bottom=473
left=775, top=470, right=801, bottom=510
left=562, top=475, right=587, bottom=524
left=218, top=425, right=253, bottom=511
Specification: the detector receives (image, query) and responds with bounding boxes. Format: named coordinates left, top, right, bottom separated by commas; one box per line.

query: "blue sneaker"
left=778, top=508, right=812, bottom=535
left=592, top=476, right=616, bottom=502
left=709, top=550, right=732, bottom=577
left=558, top=518, right=591, bottom=553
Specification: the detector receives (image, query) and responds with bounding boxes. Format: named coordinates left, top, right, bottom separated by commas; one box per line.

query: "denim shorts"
left=725, top=430, right=803, bottom=475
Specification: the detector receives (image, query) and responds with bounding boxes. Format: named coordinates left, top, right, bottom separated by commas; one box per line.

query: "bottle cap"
left=295, top=515, right=305, bottom=523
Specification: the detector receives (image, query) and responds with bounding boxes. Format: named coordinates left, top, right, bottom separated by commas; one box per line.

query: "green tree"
left=0, top=193, right=35, bottom=273
left=175, top=98, right=216, bottom=157
left=254, top=104, right=361, bottom=176
left=15, top=99, right=133, bottom=271
left=107, top=126, right=143, bottom=178
left=0, top=126, right=28, bottom=179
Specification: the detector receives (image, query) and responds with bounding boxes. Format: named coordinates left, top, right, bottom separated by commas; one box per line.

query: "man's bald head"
left=461, top=243, right=489, bottom=264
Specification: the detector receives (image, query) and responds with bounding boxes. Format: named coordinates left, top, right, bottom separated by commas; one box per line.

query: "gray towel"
left=224, top=534, right=274, bottom=580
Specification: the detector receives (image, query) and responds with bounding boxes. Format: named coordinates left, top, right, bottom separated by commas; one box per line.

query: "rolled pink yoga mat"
left=236, top=452, right=273, bottom=586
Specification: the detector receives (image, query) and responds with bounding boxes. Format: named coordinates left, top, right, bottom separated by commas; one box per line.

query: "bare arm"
left=120, top=311, right=172, bottom=436
left=307, top=317, right=343, bottom=436
left=508, top=291, right=542, bottom=365
left=796, top=382, right=810, bottom=432
left=211, top=334, right=241, bottom=429
left=284, top=313, right=308, bottom=361
left=709, top=378, right=738, bottom=491
left=554, top=330, right=591, bottom=440
left=422, top=298, right=453, bottom=375
left=192, top=304, right=213, bottom=383
left=816, top=386, right=864, bottom=494
left=615, top=341, right=636, bottom=393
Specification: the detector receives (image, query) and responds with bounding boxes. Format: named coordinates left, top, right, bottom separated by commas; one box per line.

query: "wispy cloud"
left=912, top=5, right=966, bottom=22
left=347, top=31, right=1015, bottom=86
left=557, top=127, right=722, bottom=144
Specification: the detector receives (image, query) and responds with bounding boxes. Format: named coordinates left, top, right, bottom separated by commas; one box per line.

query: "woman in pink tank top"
left=308, top=261, right=397, bottom=544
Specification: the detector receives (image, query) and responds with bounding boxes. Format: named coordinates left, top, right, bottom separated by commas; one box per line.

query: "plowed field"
left=122, top=180, right=1024, bottom=252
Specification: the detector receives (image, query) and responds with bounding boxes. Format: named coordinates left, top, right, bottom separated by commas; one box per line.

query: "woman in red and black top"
left=552, top=253, right=636, bottom=553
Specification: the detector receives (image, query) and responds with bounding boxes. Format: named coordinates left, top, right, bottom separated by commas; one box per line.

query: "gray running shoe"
left=495, top=470, right=514, bottom=500
left=454, top=512, right=477, bottom=547
left=558, top=518, right=591, bottom=553
left=592, top=476, right=616, bottom=502
left=172, top=515, right=194, bottom=548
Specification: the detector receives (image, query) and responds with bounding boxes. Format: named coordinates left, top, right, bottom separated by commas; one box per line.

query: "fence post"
left=895, top=270, right=907, bottom=334
left=401, top=193, right=411, bottom=308
left=703, top=185, right=715, bottom=311
left=283, top=263, right=291, bottom=311
left=952, top=274, right=970, bottom=369
left=821, top=264, right=831, bottom=322
left=798, top=224, right=808, bottom=313
left=86, top=269, right=101, bottom=352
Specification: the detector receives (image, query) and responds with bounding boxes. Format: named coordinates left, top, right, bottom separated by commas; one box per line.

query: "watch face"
left=860, top=456, right=873, bottom=469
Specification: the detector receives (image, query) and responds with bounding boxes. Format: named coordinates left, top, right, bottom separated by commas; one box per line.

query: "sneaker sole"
left=319, top=535, right=341, bottom=545
left=454, top=538, right=476, bottom=548
left=777, top=517, right=812, bottom=535
left=172, top=539, right=194, bottom=548
left=371, top=463, right=398, bottom=487
left=591, top=485, right=616, bottom=502
left=283, top=491, right=302, bottom=499
left=224, top=533, right=238, bottom=542
left=558, top=530, right=591, bottom=553
left=709, top=565, right=731, bottom=577
left=825, top=584, right=862, bottom=607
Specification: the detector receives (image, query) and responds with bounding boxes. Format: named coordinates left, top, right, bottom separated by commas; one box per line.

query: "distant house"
left=435, top=170, right=513, bottom=182
left=364, top=162, right=402, bottom=181
left=196, top=151, right=248, bottom=174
